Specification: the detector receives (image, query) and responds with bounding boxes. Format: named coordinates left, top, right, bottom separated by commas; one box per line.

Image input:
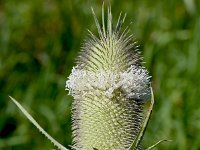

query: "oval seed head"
left=66, top=6, right=151, bottom=150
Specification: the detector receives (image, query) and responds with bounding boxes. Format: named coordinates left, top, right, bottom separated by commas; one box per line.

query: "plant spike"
left=66, top=5, right=151, bottom=150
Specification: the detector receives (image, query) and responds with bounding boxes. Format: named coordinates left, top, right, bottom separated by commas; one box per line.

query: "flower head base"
left=66, top=6, right=151, bottom=150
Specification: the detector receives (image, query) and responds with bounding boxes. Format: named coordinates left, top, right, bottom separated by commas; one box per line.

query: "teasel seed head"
left=66, top=6, right=151, bottom=150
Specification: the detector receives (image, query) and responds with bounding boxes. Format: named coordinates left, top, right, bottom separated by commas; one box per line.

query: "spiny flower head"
left=66, top=6, right=151, bottom=150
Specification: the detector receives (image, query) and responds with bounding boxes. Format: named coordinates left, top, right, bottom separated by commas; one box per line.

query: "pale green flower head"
left=66, top=6, right=151, bottom=150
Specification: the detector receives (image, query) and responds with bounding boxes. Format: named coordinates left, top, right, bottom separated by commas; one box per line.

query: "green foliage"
left=0, top=0, right=200, bottom=149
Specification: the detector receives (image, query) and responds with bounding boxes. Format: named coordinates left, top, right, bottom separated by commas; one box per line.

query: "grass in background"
left=0, top=0, right=200, bottom=149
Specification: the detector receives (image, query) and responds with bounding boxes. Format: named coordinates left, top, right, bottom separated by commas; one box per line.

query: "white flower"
left=66, top=65, right=150, bottom=100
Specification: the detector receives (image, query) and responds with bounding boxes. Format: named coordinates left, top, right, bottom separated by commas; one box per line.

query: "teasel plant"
left=9, top=4, right=170, bottom=150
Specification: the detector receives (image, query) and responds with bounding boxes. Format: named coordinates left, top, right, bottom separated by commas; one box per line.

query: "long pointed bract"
left=128, top=86, right=154, bottom=150
left=9, top=96, right=68, bottom=150
left=146, top=139, right=172, bottom=150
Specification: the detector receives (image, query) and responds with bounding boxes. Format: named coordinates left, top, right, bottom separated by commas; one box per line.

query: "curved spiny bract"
left=66, top=6, right=151, bottom=150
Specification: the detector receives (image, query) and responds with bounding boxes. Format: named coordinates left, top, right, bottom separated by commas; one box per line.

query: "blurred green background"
left=0, top=0, right=200, bottom=149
